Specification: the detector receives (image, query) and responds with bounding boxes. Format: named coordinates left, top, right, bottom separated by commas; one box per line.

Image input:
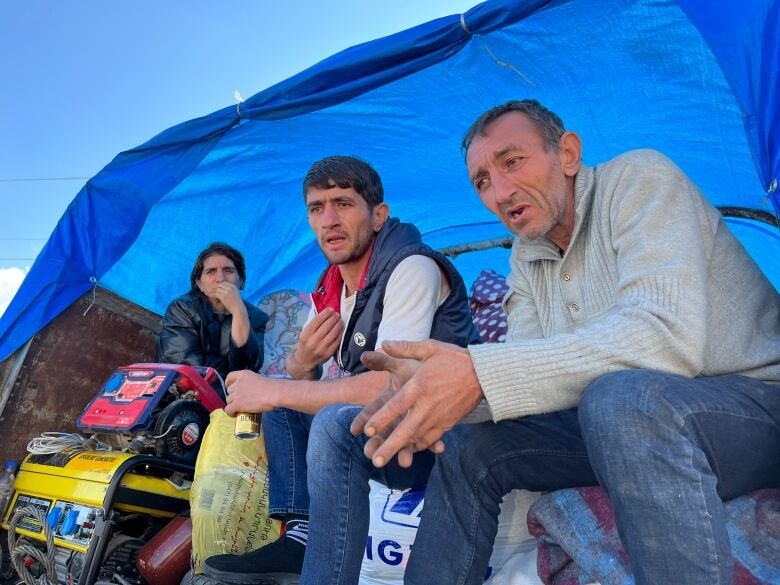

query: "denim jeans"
left=262, top=407, right=315, bottom=517
left=302, top=403, right=435, bottom=585
left=405, top=370, right=780, bottom=585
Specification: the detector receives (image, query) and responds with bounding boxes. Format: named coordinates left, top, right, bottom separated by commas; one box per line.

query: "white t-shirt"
left=305, top=255, right=451, bottom=373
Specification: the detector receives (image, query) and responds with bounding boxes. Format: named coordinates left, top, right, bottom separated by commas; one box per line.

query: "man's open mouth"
left=325, top=234, right=347, bottom=245
left=507, top=205, right=528, bottom=222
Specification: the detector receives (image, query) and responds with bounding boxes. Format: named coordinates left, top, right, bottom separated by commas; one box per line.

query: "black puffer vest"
left=314, top=218, right=480, bottom=374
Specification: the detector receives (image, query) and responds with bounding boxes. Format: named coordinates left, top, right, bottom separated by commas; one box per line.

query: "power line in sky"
left=0, top=177, right=89, bottom=183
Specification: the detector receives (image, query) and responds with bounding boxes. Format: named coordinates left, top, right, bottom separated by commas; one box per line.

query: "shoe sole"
left=200, top=568, right=300, bottom=585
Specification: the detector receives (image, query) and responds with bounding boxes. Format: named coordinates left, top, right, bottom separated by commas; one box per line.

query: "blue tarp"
left=1, top=0, right=778, bottom=361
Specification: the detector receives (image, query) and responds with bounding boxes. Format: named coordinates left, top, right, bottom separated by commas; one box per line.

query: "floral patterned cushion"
left=258, top=289, right=312, bottom=377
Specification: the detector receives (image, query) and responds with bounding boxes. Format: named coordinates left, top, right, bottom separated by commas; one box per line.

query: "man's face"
left=306, top=186, right=380, bottom=267
left=196, top=254, right=240, bottom=300
left=466, top=112, right=574, bottom=243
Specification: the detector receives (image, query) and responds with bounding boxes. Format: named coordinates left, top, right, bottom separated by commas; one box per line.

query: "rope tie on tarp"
left=769, top=179, right=780, bottom=228
left=460, top=12, right=535, bottom=88
left=460, top=13, right=471, bottom=35
left=234, top=89, right=245, bottom=119
left=82, top=276, right=98, bottom=317
left=477, top=36, right=537, bottom=88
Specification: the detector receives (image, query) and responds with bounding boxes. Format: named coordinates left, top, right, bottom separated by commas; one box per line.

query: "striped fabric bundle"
left=527, top=486, right=780, bottom=585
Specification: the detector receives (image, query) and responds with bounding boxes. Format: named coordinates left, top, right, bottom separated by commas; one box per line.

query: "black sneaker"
left=202, top=534, right=304, bottom=585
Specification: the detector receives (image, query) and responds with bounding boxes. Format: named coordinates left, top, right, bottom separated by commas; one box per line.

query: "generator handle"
left=125, top=363, right=227, bottom=411
left=78, top=455, right=195, bottom=585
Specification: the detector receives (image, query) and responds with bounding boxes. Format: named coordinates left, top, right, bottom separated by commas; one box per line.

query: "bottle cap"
left=4, top=461, right=17, bottom=471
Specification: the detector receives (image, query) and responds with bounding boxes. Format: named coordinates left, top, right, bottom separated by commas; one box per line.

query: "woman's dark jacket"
left=157, top=291, right=268, bottom=379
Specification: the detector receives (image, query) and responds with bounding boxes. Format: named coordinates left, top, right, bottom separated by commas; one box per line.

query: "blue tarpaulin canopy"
left=1, top=0, right=778, bottom=361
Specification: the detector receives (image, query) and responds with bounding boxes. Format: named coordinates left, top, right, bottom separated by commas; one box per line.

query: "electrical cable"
left=7, top=506, right=57, bottom=585
left=214, top=370, right=227, bottom=397
left=26, top=432, right=109, bottom=455
left=0, top=177, right=89, bottom=183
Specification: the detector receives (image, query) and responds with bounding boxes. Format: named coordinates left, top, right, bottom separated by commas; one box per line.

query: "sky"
left=0, top=0, right=481, bottom=316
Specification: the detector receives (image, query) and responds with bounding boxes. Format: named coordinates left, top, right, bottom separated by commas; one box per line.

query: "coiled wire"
left=7, top=506, right=57, bottom=585
left=26, top=432, right=108, bottom=455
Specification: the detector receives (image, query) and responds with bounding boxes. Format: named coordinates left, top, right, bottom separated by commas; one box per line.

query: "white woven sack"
left=359, top=481, right=542, bottom=584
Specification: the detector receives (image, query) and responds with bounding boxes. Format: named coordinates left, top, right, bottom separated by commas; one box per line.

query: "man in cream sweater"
left=342, top=100, right=780, bottom=585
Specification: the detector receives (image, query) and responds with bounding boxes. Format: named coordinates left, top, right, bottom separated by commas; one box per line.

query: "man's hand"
left=350, top=350, right=425, bottom=468
left=214, top=282, right=244, bottom=315
left=287, top=308, right=344, bottom=378
left=224, top=370, right=284, bottom=415
left=357, top=339, right=484, bottom=468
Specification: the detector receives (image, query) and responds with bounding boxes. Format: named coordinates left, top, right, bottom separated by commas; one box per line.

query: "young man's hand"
left=224, top=370, right=284, bottom=415
left=287, top=308, right=344, bottom=378
left=355, top=339, right=484, bottom=468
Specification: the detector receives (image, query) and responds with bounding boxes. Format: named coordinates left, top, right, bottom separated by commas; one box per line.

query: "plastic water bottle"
left=0, top=460, right=18, bottom=520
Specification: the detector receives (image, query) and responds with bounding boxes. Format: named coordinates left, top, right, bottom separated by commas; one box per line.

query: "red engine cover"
left=77, top=364, right=225, bottom=433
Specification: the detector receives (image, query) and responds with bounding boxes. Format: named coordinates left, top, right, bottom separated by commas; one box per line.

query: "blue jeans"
left=302, top=403, right=435, bottom=585
left=405, top=370, right=780, bottom=585
left=262, top=407, right=315, bottom=517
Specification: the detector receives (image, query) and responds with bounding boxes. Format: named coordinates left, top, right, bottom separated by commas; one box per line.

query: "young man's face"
left=466, top=111, right=578, bottom=244
left=196, top=254, right=240, bottom=300
left=305, top=185, right=386, bottom=267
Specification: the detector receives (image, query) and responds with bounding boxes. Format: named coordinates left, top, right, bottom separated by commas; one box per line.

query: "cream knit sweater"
left=468, top=149, right=780, bottom=422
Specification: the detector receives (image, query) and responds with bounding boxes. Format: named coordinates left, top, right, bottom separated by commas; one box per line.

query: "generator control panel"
left=6, top=495, right=99, bottom=552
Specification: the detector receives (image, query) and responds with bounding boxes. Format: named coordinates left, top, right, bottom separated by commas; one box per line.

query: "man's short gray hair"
left=461, top=99, right=565, bottom=155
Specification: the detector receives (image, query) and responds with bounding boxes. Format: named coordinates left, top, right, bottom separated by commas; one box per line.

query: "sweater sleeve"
left=469, top=152, right=716, bottom=421
left=504, top=266, right=544, bottom=341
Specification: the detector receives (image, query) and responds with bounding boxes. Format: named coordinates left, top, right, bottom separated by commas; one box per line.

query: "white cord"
left=25, top=432, right=108, bottom=455
left=152, top=425, right=175, bottom=439
left=234, top=89, right=244, bottom=118
left=214, top=370, right=227, bottom=401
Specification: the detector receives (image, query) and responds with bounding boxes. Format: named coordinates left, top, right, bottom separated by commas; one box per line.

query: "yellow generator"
left=2, top=450, right=193, bottom=585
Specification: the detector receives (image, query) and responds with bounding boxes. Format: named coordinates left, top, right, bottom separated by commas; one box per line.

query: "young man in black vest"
left=203, top=156, right=478, bottom=584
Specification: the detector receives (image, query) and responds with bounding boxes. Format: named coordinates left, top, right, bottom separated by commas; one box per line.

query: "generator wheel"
left=154, top=399, right=209, bottom=464
left=98, top=534, right=145, bottom=582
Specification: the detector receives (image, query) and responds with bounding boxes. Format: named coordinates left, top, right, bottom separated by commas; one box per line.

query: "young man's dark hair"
left=189, top=242, right=247, bottom=292
left=302, top=155, right=384, bottom=209
left=461, top=98, right=566, bottom=154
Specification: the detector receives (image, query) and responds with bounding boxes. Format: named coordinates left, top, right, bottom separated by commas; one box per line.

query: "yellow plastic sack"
left=190, top=409, right=282, bottom=573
